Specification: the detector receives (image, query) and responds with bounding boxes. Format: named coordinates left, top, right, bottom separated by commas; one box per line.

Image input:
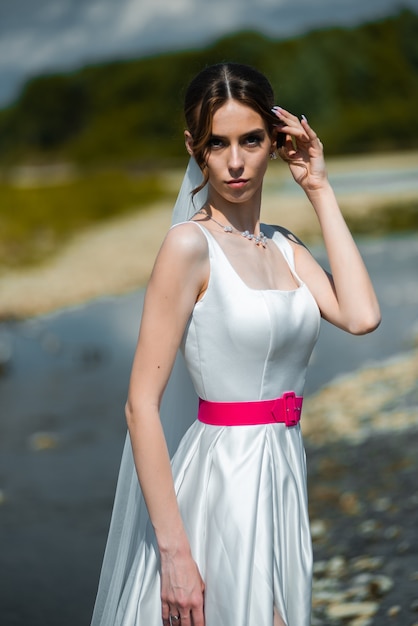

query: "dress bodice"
left=180, top=223, right=320, bottom=401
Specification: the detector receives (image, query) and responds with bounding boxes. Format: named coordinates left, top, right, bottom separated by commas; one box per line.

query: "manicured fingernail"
left=301, top=114, right=308, bottom=122
left=271, top=106, right=282, bottom=112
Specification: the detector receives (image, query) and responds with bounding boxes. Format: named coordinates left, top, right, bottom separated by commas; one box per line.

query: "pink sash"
left=198, top=391, right=303, bottom=427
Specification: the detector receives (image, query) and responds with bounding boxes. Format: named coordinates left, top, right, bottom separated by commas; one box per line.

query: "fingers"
left=162, top=604, right=183, bottom=626
left=271, top=106, right=309, bottom=141
left=162, top=598, right=205, bottom=626
left=271, top=106, right=322, bottom=148
left=163, top=608, right=205, bottom=626
left=160, top=557, right=205, bottom=626
left=301, top=114, right=323, bottom=150
left=162, top=605, right=186, bottom=626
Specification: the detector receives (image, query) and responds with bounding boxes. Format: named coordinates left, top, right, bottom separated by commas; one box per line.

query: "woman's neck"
left=205, top=189, right=263, bottom=234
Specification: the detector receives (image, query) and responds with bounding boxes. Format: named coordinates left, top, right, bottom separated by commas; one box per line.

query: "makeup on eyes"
left=207, top=129, right=266, bottom=148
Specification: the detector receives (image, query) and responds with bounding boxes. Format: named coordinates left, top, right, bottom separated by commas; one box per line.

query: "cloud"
left=0, top=0, right=417, bottom=105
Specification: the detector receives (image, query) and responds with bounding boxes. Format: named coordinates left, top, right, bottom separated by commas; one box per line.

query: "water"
left=0, top=233, right=417, bottom=625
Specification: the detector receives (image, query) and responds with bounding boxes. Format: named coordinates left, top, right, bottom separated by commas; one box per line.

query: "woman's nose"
left=228, top=145, right=244, bottom=173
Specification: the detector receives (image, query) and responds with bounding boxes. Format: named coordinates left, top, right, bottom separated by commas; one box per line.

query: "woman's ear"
left=184, top=130, right=194, bottom=156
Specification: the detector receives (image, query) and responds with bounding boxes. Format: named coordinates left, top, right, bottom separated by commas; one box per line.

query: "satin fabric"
left=91, top=224, right=320, bottom=626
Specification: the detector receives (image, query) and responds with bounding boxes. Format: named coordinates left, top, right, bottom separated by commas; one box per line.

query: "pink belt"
left=198, top=391, right=303, bottom=427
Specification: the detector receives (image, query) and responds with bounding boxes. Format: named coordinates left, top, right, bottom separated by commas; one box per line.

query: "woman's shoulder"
left=161, top=221, right=209, bottom=263
left=263, top=224, right=307, bottom=251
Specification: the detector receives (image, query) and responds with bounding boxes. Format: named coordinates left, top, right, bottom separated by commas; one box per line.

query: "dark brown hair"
left=184, top=63, right=279, bottom=194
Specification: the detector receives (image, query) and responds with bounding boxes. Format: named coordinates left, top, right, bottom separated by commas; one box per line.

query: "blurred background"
left=0, top=1, right=418, bottom=624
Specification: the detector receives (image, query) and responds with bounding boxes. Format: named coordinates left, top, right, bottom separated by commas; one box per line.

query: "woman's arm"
left=125, top=223, right=208, bottom=625
left=273, top=107, right=381, bottom=334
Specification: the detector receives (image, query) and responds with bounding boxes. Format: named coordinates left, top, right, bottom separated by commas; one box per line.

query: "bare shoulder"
left=150, top=222, right=209, bottom=287
left=160, top=221, right=209, bottom=263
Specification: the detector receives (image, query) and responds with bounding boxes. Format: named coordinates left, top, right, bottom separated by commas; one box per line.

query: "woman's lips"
left=226, top=179, right=249, bottom=189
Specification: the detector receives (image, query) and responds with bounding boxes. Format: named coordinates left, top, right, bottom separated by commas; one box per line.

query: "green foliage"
left=0, top=9, right=418, bottom=164
left=344, top=200, right=418, bottom=235
left=0, top=170, right=170, bottom=267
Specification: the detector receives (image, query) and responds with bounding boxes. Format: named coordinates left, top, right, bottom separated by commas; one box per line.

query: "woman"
left=91, top=63, right=380, bottom=626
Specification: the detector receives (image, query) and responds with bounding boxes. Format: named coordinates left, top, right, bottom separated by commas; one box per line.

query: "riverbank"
left=1, top=154, right=417, bottom=626
left=1, top=150, right=417, bottom=320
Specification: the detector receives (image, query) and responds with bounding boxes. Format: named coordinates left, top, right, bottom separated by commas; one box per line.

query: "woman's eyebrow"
left=242, top=128, right=266, bottom=135
left=209, top=128, right=266, bottom=140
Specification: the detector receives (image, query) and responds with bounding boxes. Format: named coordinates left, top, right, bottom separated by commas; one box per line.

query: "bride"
left=91, top=62, right=380, bottom=626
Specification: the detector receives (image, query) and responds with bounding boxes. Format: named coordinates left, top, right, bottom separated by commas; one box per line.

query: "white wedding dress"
left=91, top=222, right=320, bottom=626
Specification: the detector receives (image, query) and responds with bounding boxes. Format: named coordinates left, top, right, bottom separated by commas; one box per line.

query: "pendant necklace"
left=196, top=209, right=268, bottom=248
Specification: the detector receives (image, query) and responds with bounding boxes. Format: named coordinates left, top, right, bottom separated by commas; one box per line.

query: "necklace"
left=196, top=209, right=268, bottom=248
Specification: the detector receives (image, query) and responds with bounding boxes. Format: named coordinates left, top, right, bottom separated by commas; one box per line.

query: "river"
left=0, top=232, right=417, bottom=625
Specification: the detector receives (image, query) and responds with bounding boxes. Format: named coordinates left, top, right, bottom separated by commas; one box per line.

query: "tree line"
left=0, top=9, right=417, bottom=166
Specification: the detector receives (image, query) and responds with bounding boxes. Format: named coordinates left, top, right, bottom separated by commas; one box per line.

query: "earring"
left=270, top=151, right=277, bottom=160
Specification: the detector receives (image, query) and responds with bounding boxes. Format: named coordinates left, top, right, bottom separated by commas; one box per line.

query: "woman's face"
left=201, top=99, right=273, bottom=205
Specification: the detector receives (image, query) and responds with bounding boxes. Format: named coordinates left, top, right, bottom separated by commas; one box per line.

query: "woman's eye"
left=207, top=137, right=224, bottom=149
left=245, top=135, right=263, bottom=146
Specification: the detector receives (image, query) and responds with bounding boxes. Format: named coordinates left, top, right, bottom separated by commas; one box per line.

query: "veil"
left=91, top=158, right=208, bottom=625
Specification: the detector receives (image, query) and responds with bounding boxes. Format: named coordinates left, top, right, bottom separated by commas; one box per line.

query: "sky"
left=1, top=0, right=418, bottom=107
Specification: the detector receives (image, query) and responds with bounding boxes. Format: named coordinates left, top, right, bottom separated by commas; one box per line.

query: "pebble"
left=368, top=574, right=394, bottom=597
left=383, top=525, right=401, bottom=540
left=326, top=601, right=379, bottom=620
left=358, top=519, right=380, bottom=536
left=397, top=540, right=411, bottom=554
left=28, top=431, right=60, bottom=451
left=302, top=349, right=418, bottom=445
left=310, top=519, right=327, bottom=541
left=387, top=605, right=401, bottom=617
left=351, top=556, right=384, bottom=572
left=350, top=617, right=373, bottom=626
left=326, top=555, right=347, bottom=578
left=373, top=496, right=392, bottom=512
left=339, top=491, right=362, bottom=515
left=311, top=554, right=395, bottom=624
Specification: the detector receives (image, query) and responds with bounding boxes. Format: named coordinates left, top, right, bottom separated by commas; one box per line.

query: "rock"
left=327, top=601, right=379, bottom=620
left=326, top=555, right=348, bottom=578
left=397, top=540, right=411, bottom=554
left=368, top=574, right=394, bottom=597
left=373, top=496, right=392, bottom=511
left=339, top=491, right=362, bottom=515
left=411, top=599, right=418, bottom=612
left=312, top=590, right=347, bottom=606
left=358, top=519, right=380, bottom=536
left=383, top=525, right=401, bottom=540
left=351, top=556, right=384, bottom=572
left=350, top=617, right=374, bottom=626
left=310, top=519, right=327, bottom=541
left=313, top=560, right=328, bottom=576
left=387, top=605, right=401, bottom=617
left=28, top=431, right=60, bottom=451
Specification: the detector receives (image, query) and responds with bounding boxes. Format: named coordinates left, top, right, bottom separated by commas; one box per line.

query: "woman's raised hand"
left=272, top=106, right=327, bottom=192
left=161, top=548, right=205, bottom=626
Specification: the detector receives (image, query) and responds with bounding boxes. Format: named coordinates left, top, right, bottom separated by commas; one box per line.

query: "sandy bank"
left=1, top=151, right=417, bottom=320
